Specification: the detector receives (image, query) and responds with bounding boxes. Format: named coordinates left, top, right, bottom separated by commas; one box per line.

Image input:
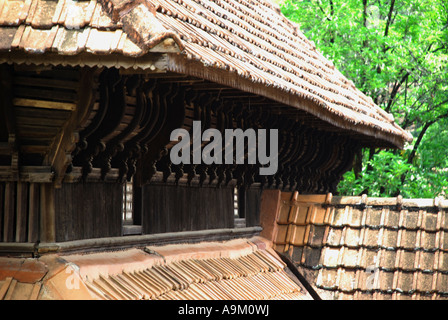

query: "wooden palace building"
left=0, top=0, right=412, bottom=300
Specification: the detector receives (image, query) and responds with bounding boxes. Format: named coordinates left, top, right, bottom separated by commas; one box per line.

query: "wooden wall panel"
left=140, top=184, right=234, bottom=235
left=0, top=182, right=40, bottom=243
left=244, top=187, right=262, bottom=228
left=54, top=182, right=123, bottom=242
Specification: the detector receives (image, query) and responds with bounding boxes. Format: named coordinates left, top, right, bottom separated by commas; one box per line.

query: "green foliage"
left=280, top=0, right=448, bottom=198
left=337, top=151, right=410, bottom=197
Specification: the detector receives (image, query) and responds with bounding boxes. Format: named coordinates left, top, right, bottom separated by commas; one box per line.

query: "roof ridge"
left=100, top=0, right=184, bottom=52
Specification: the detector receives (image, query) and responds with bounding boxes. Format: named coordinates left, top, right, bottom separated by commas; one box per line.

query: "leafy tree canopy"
left=280, top=0, right=448, bottom=198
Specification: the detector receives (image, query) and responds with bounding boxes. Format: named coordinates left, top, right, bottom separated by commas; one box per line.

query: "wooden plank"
left=4, top=279, right=17, bottom=300
left=54, top=182, right=123, bottom=242
left=3, top=182, right=15, bottom=242
left=16, top=115, right=68, bottom=127
left=0, top=277, right=13, bottom=300
left=17, top=124, right=61, bottom=138
left=28, top=183, right=39, bottom=242
left=15, top=182, right=28, bottom=242
left=29, top=283, right=41, bottom=300
left=13, top=75, right=79, bottom=90
left=0, top=183, right=3, bottom=240
left=20, top=145, right=51, bottom=154
left=15, top=106, right=72, bottom=120
left=40, top=183, right=56, bottom=243
left=141, top=184, right=234, bottom=235
left=13, top=86, right=78, bottom=102
left=13, top=98, right=76, bottom=111
left=244, top=187, right=262, bottom=228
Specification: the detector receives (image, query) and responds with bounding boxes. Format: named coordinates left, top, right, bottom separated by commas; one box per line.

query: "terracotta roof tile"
left=0, top=0, right=31, bottom=26
left=0, top=26, right=17, bottom=51
left=29, top=0, right=58, bottom=29
left=0, top=237, right=313, bottom=300
left=436, top=273, right=448, bottom=293
left=272, top=193, right=448, bottom=299
left=397, top=271, right=417, bottom=293
left=316, top=268, right=338, bottom=290
left=0, top=0, right=411, bottom=147
left=325, top=228, right=343, bottom=247
left=440, top=231, right=448, bottom=251
left=345, top=208, right=364, bottom=228
left=307, top=225, right=327, bottom=247
left=377, top=270, right=395, bottom=292
left=401, top=210, right=421, bottom=230
left=421, top=231, right=438, bottom=251
left=309, top=206, right=330, bottom=225
left=423, top=212, right=439, bottom=232
left=90, top=2, right=118, bottom=30
left=384, top=209, right=401, bottom=229
left=321, top=247, right=340, bottom=268
left=379, top=249, right=397, bottom=271
left=87, top=247, right=309, bottom=300
left=418, top=251, right=436, bottom=272
left=300, top=246, right=322, bottom=269
left=437, top=251, right=448, bottom=272
left=400, top=230, right=419, bottom=250
left=21, top=26, right=59, bottom=53
left=363, top=228, right=381, bottom=248
left=416, top=272, right=435, bottom=293
left=343, top=227, right=362, bottom=248
left=338, top=269, right=357, bottom=292
left=60, top=0, right=96, bottom=30
left=398, top=250, right=417, bottom=271
left=289, top=225, right=309, bottom=247
left=340, top=248, right=360, bottom=268
left=329, top=207, right=348, bottom=227
left=52, top=28, right=88, bottom=55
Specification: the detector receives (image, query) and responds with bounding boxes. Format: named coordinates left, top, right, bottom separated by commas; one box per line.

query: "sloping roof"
left=0, top=237, right=313, bottom=300
left=0, top=0, right=411, bottom=148
left=265, top=191, right=448, bottom=300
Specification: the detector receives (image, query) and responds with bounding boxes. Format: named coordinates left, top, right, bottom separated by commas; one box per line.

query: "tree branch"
left=384, top=0, right=396, bottom=37
left=385, top=71, right=410, bottom=113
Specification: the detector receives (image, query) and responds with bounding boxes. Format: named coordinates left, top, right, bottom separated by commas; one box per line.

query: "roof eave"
left=165, top=53, right=412, bottom=149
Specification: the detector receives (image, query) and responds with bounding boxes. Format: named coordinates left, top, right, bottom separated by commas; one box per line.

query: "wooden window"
left=122, top=179, right=142, bottom=235
left=234, top=187, right=246, bottom=228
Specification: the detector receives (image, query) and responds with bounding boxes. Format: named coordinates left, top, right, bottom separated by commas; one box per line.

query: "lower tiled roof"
left=86, top=250, right=303, bottom=300
left=0, top=237, right=312, bottom=300
left=268, top=192, right=448, bottom=300
left=0, top=258, right=47, bottom=300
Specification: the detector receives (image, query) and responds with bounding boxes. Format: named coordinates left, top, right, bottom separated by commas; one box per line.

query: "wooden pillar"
left=3, top=182, right=15, bottom=242
left=40, top=183, right=56, bottom=243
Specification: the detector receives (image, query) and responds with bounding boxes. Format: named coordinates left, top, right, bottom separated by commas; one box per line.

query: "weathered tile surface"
left=273, top=192, right=448, bottom=299
left=0, top=0, right=411, bottom=144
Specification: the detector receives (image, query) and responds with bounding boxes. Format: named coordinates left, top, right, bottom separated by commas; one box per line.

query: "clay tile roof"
left=0, top=237, right=314, bottom=300
left=268, top=192, right=448, bottom=300
left=0, top=0, right=412, bottom=148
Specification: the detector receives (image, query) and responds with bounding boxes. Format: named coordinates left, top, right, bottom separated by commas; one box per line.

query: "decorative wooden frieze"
left=0, top=63, right=361, bottom=195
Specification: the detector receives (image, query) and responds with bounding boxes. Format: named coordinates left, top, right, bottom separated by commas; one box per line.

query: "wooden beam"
left=13, top=98, right=76, bottom=111
left=0, top=166, right=53, bottom=182
left=44, top=68, right=101, bottom=187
